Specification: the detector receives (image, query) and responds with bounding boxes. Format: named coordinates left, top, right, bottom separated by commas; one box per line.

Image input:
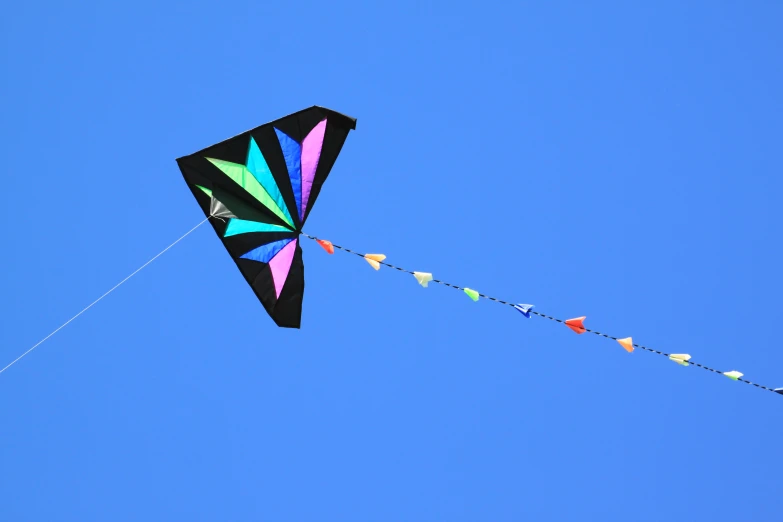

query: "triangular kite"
left=176, top=106, right=356, bottom=328
left=514, top=304, right=534, bottom=318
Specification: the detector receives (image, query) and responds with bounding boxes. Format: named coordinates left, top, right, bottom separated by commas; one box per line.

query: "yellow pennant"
left=724, top=370, right=743, bottom=381
left=669, top=354, right=691, bottom=366
left=364, top=253, right=386, bottom=270
left=413, top=272, right=433, bottom=287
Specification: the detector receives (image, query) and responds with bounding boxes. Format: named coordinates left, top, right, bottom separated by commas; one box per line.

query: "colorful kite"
left=3, top=105, right=779, bottom=400
left=173, top=105, right=780, bottom=397
left=175, top=106, right=356, bottom=328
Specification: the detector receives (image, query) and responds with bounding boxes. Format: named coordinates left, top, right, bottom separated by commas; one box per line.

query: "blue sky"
left=1, top=1, right=782, bottom=520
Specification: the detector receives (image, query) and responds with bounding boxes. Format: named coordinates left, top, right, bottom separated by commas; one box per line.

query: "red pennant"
left=316, top=239, right=334, bottom=254
left=565, top=316, right=586, bottom=334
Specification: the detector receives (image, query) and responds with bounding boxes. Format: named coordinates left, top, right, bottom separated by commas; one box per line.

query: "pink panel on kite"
left=300, top=119, right=327, bottom=220
left=269, top=238, right=298, bottom=298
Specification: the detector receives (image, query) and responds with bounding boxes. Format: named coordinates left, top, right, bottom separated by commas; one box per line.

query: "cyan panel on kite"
left=175, top=106, right=356, bottom=328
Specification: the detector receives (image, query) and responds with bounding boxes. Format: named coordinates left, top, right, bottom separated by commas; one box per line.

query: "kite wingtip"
left=312, top=105, right=358, bottom=129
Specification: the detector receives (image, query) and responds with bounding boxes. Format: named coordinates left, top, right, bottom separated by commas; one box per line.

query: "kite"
left=173, top=105, right=780, bottom=397
left=175, top=106, right=356, bottom=328
left=2, top=105, right=779, bottom=400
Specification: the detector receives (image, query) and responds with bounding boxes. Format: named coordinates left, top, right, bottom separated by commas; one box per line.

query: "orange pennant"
left=565, top=316, right=586, bottom=334
left=316, top=239, right=334, bottom=254
left=617, top=337, right=634, bottom=353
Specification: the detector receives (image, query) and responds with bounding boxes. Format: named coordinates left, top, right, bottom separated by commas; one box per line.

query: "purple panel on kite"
left=300, top=119, right=327, bottom=220
left=269, top=238, right=298, bottom=298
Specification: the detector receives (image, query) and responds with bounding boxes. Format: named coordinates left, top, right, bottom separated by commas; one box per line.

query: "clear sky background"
left=2, top=1, right=782, bottom=521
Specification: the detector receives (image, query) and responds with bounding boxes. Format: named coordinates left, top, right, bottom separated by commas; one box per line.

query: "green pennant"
left=463, top=288, right=479, bottom=302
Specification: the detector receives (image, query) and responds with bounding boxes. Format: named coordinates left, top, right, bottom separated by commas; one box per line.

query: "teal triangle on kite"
left=224, top=218, right=293, bottom=237
left=246, top=137, right=294, bottom=227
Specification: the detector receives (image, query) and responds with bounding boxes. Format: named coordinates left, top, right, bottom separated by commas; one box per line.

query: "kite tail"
left=302, top=233, right=781, bottom=398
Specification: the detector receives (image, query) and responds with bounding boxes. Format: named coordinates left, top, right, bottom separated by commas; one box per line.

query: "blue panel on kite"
left=275, top=128, right=302, bottom=222
left=240, top=238, right=294, bottom=263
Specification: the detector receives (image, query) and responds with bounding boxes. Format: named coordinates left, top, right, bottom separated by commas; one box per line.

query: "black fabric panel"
left=211, top=184, right=290, bottom=228
left=236, top=241, right=303, bottom=329
left=191, top=184, right=212, bottom=215
left=270, top=241, right=304, bottom=328
left=222, top=231, right=297, bottom=259
left=209, top=199, right=236, bottom=219
left=176, top=106, right=355, bottom=161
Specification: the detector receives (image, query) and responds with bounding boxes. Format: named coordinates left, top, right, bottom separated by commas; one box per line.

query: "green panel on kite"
left=206, top=157, right=295, bottom=229
left=196, top=185, right=213, bottom=198
left=224, top=218, right=293, bottom=237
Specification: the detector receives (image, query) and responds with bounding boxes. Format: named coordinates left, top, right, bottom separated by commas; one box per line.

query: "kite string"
left=301, top=233, right=778, bottom=395
left=0, top=217, right=211, bottom=376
